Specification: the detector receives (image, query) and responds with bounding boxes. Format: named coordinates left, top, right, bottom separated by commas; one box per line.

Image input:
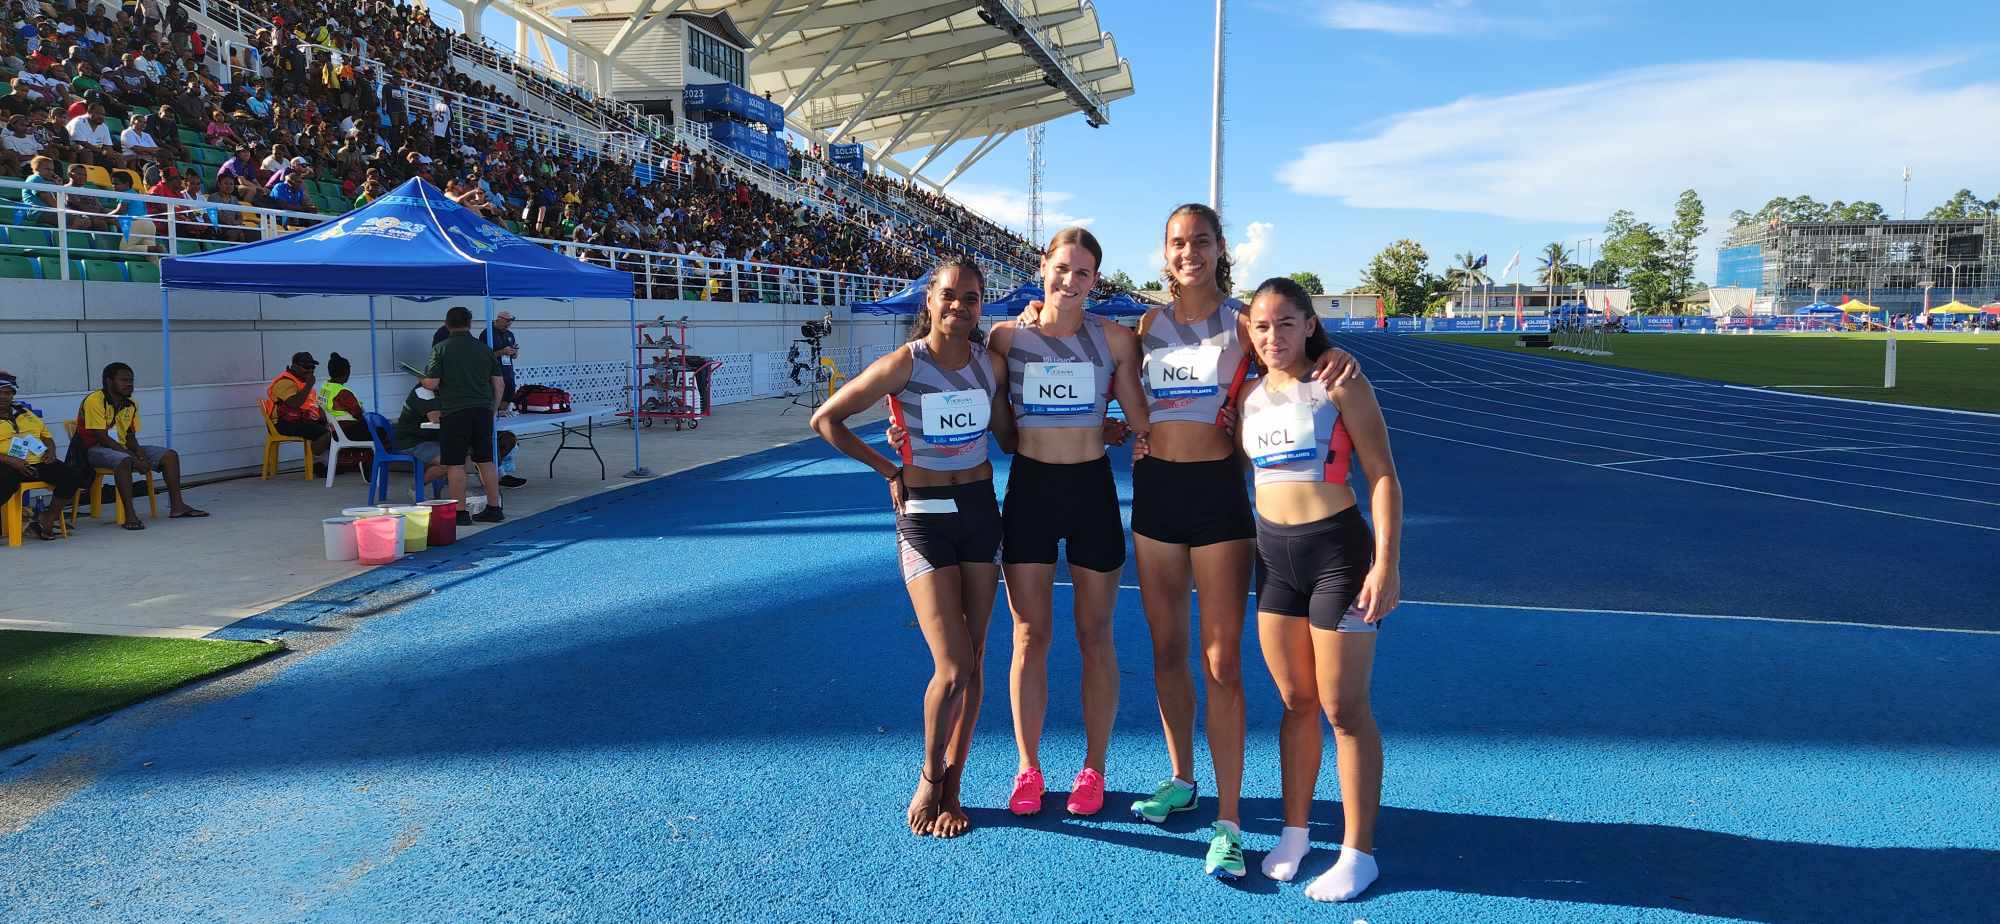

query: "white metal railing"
left=154, top=0, right=1038, bottom=283
left=0, top=178, right=941, bottom=305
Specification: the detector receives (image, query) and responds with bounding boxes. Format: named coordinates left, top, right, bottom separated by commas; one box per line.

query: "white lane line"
left=1034, top=582, right=2000, bottom=636
left=1376, top=338, right=2000, bottom=452
left=1722, top=385, right=2000, bottom=421
left=1403, top=336, right=2000, bottom=438
left=1596, top=446, right=1920, bottom=466
left=1389, top=425, right=2000, bottom=532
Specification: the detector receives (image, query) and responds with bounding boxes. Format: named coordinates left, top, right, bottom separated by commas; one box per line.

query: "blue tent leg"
left=485, top=295, right=500, bottom=501
left=160, top=287, right=172, bottom=452
left=623, top=297, right=652, bottom=478
left=367, top=295, right=380, bottom=415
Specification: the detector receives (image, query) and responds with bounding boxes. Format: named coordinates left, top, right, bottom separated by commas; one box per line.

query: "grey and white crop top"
left=1240, top=374, right=1353, bottom=486
left=1005, top=316, right=1114, bottom=428
left=1142, top=299, right=1251, bottom=426
left=888, top=339, right=998, bottom=472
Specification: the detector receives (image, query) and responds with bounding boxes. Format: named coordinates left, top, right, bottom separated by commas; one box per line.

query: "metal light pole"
left=1209, top=0, right=1225, bottom=212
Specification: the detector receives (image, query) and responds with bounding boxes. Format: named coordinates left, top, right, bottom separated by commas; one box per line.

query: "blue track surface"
left=4, top=337, right=1996, bottom=922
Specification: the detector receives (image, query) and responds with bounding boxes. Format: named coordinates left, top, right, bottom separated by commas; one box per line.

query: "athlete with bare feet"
left=812, top=257, right=1012, bottom=837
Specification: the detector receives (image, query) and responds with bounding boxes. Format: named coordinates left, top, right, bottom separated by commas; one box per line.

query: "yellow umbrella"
left=1839, top=301, right=1880, bottom=312
left=1929, top=300, right=1979, bottom=314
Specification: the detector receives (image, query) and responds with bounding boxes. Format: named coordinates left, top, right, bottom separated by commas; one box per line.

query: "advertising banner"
left=682, top=82, right=783, bottom=128
left=1385, top=317, right=1421, bottom=332
left=830, top=142, right=866, bottom=175
left=1523, top=318, right=1551, bottom=332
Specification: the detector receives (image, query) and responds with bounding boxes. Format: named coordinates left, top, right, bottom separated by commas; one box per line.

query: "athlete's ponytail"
left=1165, top=203, right=1233, bottom=301
left=909, top=255, right=987, bottom=343
left=1253, top=276, right=1330, bottom=361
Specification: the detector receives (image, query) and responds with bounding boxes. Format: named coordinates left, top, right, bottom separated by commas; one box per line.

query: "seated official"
left=391, top=382, right=518, bottom=494
left=0, top=371, right=85, bottom=541
left=264, top=352, right=332, bottom=478
left=77, top=362, right=207, bottom=526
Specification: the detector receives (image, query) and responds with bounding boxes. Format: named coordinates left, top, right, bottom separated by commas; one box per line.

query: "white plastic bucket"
left=322, top=516, right=358, bottom=561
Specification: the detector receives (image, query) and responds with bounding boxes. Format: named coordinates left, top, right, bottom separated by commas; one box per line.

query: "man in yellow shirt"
left=79, top=363, right=207, bottom=527
left=0, top=371, right=86, bottom=541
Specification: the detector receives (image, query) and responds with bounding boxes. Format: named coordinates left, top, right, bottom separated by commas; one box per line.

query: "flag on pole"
left=1500, top=250, right=1520, bottom=282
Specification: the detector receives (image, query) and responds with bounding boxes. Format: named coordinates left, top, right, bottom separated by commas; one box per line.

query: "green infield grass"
left=1429, top=332, right=2000, bottom=413
left=0, top=632, right=283, bottom=749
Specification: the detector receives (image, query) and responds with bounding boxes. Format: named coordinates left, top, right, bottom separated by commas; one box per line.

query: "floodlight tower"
left=1210, top=0, right=1225, bottom=213
left=1027, top=123, right=1046, bottom=247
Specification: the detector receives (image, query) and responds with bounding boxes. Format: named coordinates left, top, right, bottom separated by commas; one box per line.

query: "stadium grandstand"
left=0, top=0, right=1134, bottom=475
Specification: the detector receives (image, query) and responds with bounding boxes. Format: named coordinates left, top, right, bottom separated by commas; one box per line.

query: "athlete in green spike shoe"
left=1129, top=777, right=1197, bottom=823
left=1204, top=821, right=1246, bottom=879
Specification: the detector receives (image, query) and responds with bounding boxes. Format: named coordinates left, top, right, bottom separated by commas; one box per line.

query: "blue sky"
left=941, top=0, right=2000, bottom=290
left=455, top=1, right=2000, bottom=289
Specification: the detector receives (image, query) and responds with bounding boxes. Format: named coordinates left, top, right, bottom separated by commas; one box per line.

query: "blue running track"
left=3, top=336, right=1996, bottom=923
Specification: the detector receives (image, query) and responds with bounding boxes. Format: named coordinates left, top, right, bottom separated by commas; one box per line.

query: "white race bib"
left=919, top=389, right=990, bottom=445
left=8, top=435, right=46, bottom=460
left=1021, top=362, right=1094, bottom=415
left=1244, top=404, right=1317, bottom=467
left=1147, top=344, right=1222, bottom=397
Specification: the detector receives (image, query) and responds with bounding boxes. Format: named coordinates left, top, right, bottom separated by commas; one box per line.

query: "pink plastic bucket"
left=354, top=516, right=403, bottom=565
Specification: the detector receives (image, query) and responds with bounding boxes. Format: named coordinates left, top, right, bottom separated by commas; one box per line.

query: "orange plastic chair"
left=259, top=399, right=316, bottom=480
left=4, top=480, right=70, bottom=548
left=63, top=421, right=158, bottom=524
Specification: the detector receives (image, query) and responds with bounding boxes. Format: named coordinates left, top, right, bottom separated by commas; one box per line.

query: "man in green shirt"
left=424, top=306, right=506, bottom=524
left=392, top=381, right=515, bottom=497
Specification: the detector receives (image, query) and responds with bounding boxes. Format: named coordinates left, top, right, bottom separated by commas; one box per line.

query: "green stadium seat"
left=192, top=147, right=227, bottom=167
left=175, top=239, right=204, bottom=255
left=0, top=254, right=38, bottom=279
left=64, top=230, right=97, bottom=252
left=7, top=227, right=52, bottom=248
left=125, top=260, right=160, bottom=283
left=77, top=259, right=125, bottom=282
left=177, top=128, right=202, bottom=147
left=105, top=118, right=124, bottom=135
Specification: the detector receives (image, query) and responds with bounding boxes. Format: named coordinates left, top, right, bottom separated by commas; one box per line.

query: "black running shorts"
left=1130, top=456, right=1255, bottom=547
left=1001, top=454, right=1126, bottom=573
left=896, top=480, right=1002, bottom=583
left=1254, top=506, right=1376, bottom=632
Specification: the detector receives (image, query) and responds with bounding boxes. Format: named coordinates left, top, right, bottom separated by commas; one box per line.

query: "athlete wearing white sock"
left=1260, top=826, right=1312, bottom=881
left=1239, top=279, right=1402, bottom=899
left=1306, top=848, right=1378, bottom=902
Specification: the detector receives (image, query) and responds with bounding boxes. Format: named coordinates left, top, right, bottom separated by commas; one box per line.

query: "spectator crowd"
left=2, top=0, right=1051, bottom=299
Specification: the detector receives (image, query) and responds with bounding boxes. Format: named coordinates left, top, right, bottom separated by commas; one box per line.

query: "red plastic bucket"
left=421, top=498, right=459, bottom=547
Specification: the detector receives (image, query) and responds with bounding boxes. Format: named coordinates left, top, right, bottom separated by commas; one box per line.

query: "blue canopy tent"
left=983, top=283, right=1044, bottom=318
left=1795, top=303, right=1842, bottom=315
left=158, top=177, right=646, bottom=475
left=1089, top=292, right=1150, bottom=318
left=849, top=272, right=929, bottom=316
left=1548, top=302, right=1598, bottom=316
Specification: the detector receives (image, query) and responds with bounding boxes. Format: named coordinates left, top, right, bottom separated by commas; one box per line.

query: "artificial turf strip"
left=0, top=632, right=283, bottom=749
left=1430, top=332, right=2000, bottom=413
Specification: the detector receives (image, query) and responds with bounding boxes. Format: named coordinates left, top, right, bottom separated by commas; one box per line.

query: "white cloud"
left=944, top=183, right=1094, bottom=238
left=1232, top=221, right=1274, bottom=281
left=1319, top=1, right=1537, bottom=36
left=1276, top=58, right=2000, bottom=229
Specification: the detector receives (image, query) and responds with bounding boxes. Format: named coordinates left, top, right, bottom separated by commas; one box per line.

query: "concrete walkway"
left=0, top=396, right=877, bottom=638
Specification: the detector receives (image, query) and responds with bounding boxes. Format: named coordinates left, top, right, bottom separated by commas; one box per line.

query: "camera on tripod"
left=800, top=315, right=834, bottom=342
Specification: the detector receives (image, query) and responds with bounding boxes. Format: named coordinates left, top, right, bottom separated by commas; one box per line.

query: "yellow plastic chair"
left=5, top=481, right=70, bottom=548
left=259, top=401, right=317, bottom=480
left=64, top=420, right=158, bottom=524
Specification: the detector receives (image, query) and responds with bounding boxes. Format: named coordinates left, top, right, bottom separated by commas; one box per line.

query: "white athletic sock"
left=1261, top=826, right=1312, bottom=882
left=1305, top=848, right=1378, bottom=902
left=1171, top=776, right=1195, bottom=791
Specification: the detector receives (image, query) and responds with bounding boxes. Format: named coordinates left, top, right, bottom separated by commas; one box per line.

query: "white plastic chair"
left=323, top=395, right=375, bottom=488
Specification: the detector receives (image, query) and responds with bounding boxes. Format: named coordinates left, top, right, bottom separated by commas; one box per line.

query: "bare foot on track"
left=932, top=763, right=971, bottom=838
left=908, top=772, right=942, bottom=836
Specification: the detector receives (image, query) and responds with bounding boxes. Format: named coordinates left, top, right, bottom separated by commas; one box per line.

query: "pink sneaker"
left=1008, top=768, right=1046, bottom=815
left=1066, top=768, right=1105, bottom=816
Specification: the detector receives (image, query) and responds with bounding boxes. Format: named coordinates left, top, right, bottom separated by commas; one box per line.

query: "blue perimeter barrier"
left=1322, top=316, right=1738, bottom=333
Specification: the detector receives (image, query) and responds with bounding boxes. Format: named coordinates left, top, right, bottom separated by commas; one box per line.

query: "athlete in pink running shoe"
left=1067, top=767, right=1106, bottom=815
left=1010, top=767, right=1047, bottom=815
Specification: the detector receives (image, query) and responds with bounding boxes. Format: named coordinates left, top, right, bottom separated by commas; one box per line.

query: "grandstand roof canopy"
left=488, top=0, right=1135, bottom=187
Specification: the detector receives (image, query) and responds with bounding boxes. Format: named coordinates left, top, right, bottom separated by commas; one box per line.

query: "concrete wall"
left=0, top=279, right=907, bottom=478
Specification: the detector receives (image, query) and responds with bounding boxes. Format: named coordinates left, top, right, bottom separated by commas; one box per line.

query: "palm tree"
left=1537, top=243, right=1570, bottom=286
left=1445, top=251, right=1492, bottom=317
